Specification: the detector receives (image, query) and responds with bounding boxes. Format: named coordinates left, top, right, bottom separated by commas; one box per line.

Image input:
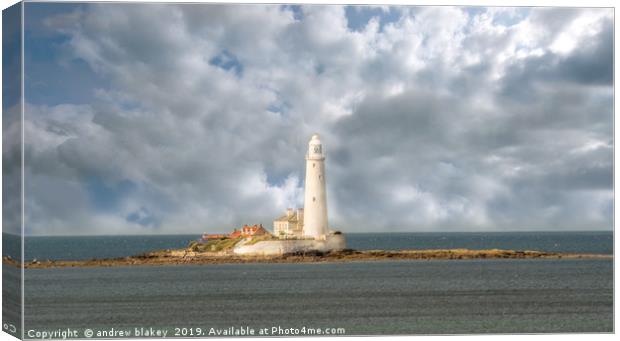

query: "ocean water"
left=21, top=259, right=613, bottom=335
left=4, top=232, right=614, bottom=336
left=1, top=231, right=613, bottom=261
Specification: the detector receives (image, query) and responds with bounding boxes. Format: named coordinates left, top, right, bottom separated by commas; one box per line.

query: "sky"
left=5, top=2, right=613, bottom=235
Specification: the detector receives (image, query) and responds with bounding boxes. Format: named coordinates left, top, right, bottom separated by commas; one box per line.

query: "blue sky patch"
left=24, top=2, right=109, bottom=106
left=85, top=176, right=136, bottom=212
left=281, top=4, right=303, bottom=21
left=345, top=6, right=402, bottom=32
left=2, top=2, right=22, bottom=109
left=126, top=207, right=158, bottom=228
left=209, top=50, right=244, bottom=78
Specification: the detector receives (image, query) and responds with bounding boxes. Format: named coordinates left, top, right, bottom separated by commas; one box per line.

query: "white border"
left=0, top=1, right=616, bottom=341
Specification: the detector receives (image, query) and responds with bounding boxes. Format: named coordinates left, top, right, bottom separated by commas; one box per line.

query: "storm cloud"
left=18, top=4, right=613, bottom=235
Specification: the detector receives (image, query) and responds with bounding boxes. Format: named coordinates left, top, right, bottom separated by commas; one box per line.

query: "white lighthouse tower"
left=303, top=134, right=328, bottom=240
left=236, top=133, right=346, bottom=255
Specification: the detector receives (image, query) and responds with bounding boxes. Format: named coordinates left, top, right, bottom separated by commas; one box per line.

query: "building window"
left=313, top=163, right=315, bottom=168
left=313, top=197, right=316, bottom=202
left=319, top=175, right=322, bottom=180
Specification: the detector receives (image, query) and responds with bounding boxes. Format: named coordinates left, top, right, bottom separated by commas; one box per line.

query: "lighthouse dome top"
left=306, top=133, right=324, bottom=160
left=308, top=134, right=322, bottom=146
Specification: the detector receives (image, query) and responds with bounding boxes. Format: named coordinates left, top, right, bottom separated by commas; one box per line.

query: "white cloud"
left=20, top=4, right=613, bottom=234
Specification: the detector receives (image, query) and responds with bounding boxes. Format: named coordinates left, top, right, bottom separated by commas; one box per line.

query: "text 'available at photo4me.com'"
left=25, top=326, right=347, bottom=339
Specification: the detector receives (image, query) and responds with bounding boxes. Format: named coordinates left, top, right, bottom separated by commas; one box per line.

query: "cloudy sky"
left=9, top=2, right=613, bottom=235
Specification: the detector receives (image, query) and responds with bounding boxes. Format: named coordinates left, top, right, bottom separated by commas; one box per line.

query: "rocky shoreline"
left=3, top=248, right=612, bottom=269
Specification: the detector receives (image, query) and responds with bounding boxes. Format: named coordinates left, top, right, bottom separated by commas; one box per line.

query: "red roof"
left=241, top=224, right=267, bottom=236
left=223, top=224, right=270, bottom=239
left=229, top=230, right=242, bottom=238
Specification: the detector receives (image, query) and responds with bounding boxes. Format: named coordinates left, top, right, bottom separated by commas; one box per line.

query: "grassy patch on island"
left=188, top=237, right=243, bottom=252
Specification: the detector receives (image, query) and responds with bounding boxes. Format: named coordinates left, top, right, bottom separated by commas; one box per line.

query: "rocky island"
left=3, top=247, right=611, bottom=269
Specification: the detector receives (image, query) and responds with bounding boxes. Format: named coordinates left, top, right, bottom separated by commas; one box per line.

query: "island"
left=3, top=247, right=610, bottom=269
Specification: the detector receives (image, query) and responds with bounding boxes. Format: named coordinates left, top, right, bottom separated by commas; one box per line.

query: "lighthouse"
left=303, top=134, right=328, bottom=239
left=247, top=134, right=346, bottom=254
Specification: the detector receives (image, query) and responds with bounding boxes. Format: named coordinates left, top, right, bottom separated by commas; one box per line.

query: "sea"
left=2, top=231, right=614, bottom=336
left=2, top=231, right=614, bottom=261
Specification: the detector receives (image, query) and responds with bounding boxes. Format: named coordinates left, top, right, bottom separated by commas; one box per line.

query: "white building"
left=273, top=208, right=303, bottom=238
left=303, top=134, right=328, bottom=240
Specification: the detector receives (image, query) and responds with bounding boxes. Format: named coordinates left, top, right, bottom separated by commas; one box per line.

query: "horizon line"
left=2, top=230, right=614, bottom=238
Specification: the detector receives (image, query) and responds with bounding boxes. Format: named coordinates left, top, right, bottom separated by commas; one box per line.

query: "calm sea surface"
left=2, top=231, right=613, bottom=261
left=19, top=259, right=613, bottom=335
left=3, top=232, right=613, bottom=335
